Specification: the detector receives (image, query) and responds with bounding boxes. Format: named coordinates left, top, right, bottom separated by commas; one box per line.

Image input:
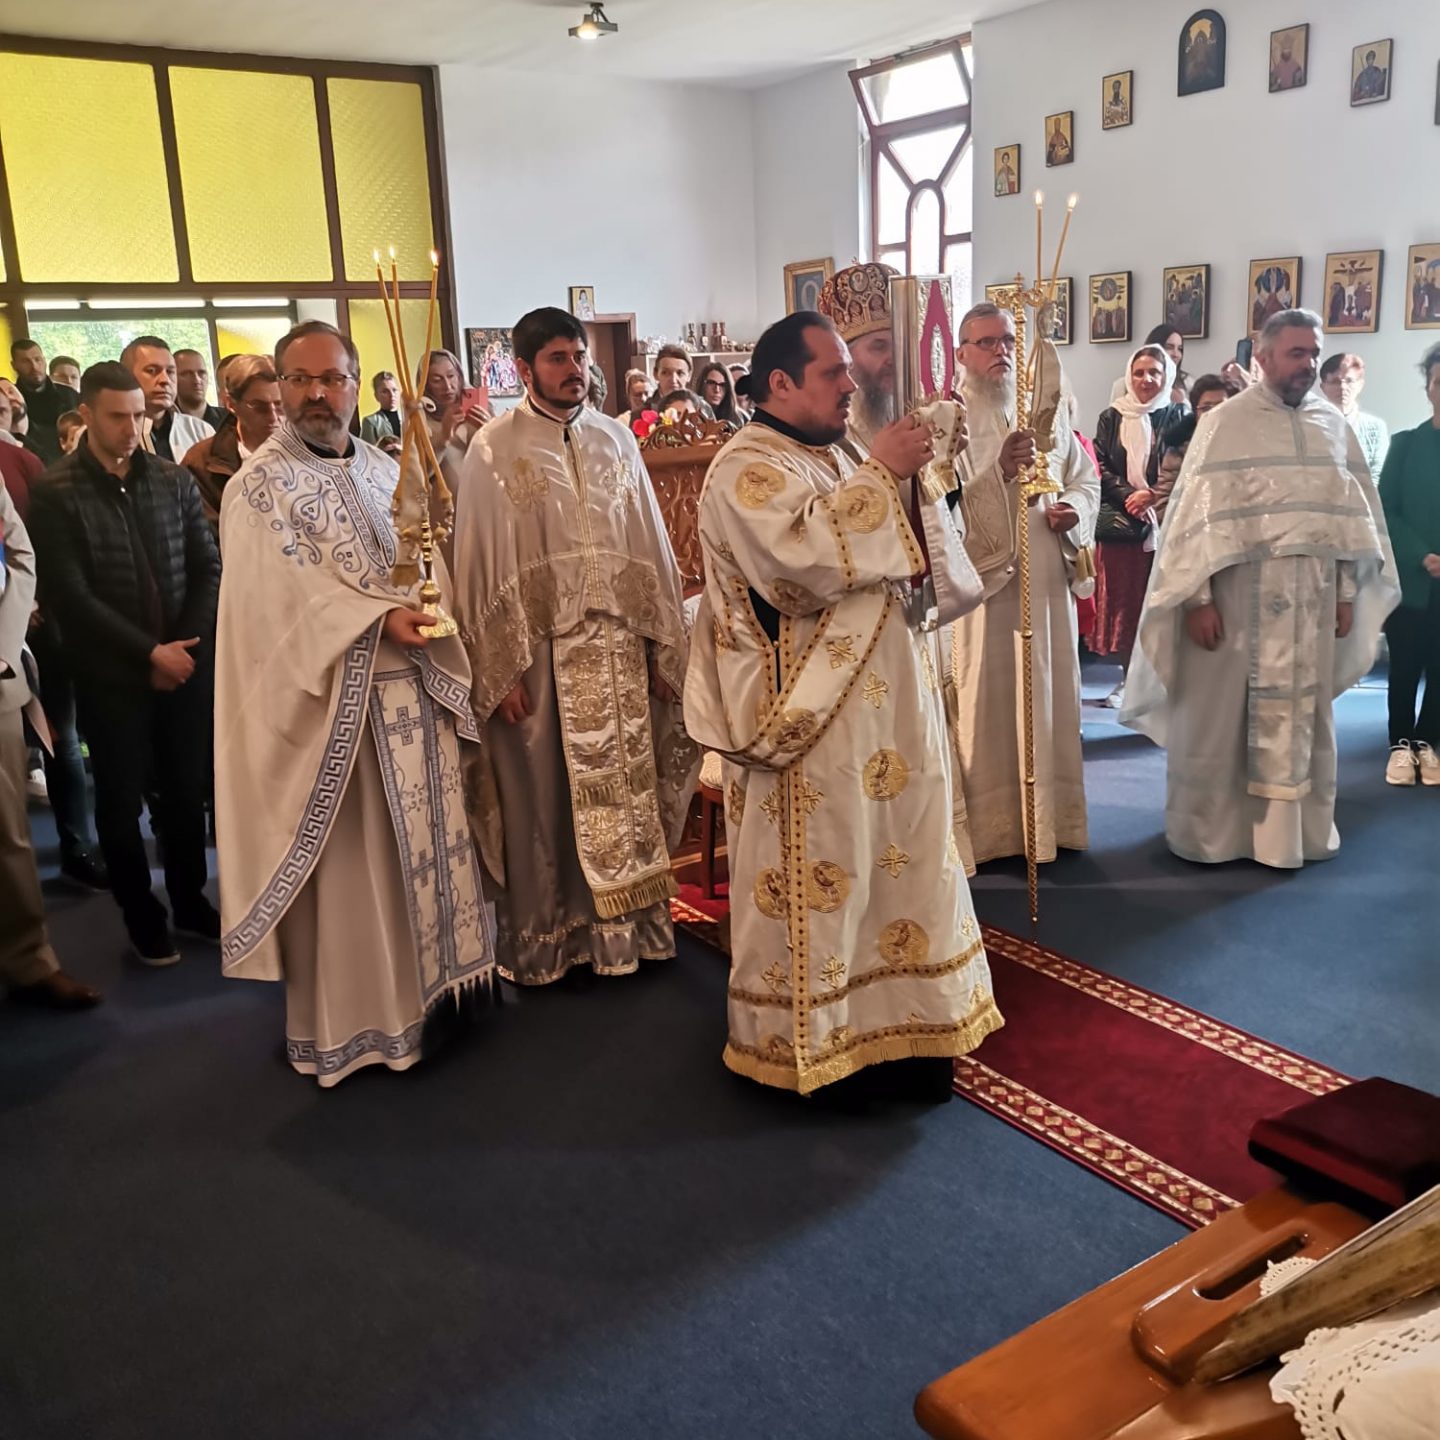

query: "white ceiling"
left=1, top=0, right=1040, bottom=87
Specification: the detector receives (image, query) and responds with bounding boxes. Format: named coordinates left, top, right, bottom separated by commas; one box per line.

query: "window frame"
left=0, top=36, right=455, bottom=352
left=850, top=35, right=973, bottom=277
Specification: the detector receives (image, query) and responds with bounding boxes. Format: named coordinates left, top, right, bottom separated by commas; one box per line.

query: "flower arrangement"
left=631, top=408, right=664, bottom=440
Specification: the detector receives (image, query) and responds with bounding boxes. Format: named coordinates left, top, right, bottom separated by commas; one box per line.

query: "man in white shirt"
left=122, top=335, right=213, bottom=463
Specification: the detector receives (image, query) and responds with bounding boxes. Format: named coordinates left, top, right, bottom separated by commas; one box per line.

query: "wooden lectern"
left=637, top=413, right=735, bottom=598
left=915, top=1187, right=1370, bottom=1440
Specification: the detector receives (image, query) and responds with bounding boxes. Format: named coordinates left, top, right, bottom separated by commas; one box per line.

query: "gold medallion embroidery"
left=770, top=708, right=818, bottom=750
left=961, top=912, right=977, bottom=939
left=876, top=844, right=910, bottom=878
left=862, top=672, right=889, bottom=708
left=878, top=918, right=931, bottom=968
left=826, top=635, right=857, bottom=669
left=819, top=956, right=847, bottom=990
left=773, top=578, right=822, bottom=615
left=754, top=868, right=788, bottom=920
left=505, top=457, right=550, bottom=513
left=837, top=483, right=888, bottom=533
left=807, top=861, right=851, bottom=913
left=726, top=781, right=745, bottom=826
left=862, top=749, right=910, bottom=800
left=736, top=465, right=786, bottom=509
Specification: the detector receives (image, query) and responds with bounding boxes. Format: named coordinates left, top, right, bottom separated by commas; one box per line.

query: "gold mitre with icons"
left=816, top=261, right=898, bottom=342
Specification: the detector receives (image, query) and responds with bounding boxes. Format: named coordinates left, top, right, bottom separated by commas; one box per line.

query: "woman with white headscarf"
left=1089, top=344, right=1187, bottom=706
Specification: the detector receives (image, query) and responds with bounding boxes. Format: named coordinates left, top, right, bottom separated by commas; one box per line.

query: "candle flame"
left=1034, top=189, right=1044, bottom=207
left=388, top=245, right=397, bottom=260
left=429, top=249, right=439, bottom=266
left=373, top=248, right=381, bottom=262
left=1067, top=193, right=1079, bottom=210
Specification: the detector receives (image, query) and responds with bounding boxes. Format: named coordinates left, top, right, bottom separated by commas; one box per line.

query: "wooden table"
left=915, top=1188, right=1370, bottom=1440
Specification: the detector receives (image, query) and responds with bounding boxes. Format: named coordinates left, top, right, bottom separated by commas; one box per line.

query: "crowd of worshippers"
left=0, top=280, right=1432, bottom=1108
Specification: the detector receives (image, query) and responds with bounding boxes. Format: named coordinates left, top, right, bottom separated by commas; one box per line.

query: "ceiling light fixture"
left=569, top=3, right=618, bottom=40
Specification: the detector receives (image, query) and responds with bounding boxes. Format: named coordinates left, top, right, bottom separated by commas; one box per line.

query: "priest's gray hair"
left=1257, top=307, right=1323, bottom=352
left=958, top=302, right=1010, bottom=341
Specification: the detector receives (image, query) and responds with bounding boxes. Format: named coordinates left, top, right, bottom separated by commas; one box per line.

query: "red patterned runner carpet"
left=671, top=886, right=1350, bottom=1229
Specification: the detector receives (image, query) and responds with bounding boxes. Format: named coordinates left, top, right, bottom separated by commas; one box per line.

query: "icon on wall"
left=1405, top=244, right=1440, bottom=330
left=1162, top=264, right=1210, bottom=340
left=1322, top=251, right=1384, bottom=335
left=1044, top=111, right=1074, bottom=166
left=1178, top=9, right=1226, bottom=97
left=993, top=145, right=1021, bottom=196
left=1350, top=39, right=1392, bottom=107
left=568, top=286, right=596, bottom=321
left=1248, top=257, right=1302, bottom=338
left=782, top=258, right=835, bottom=315
left=1269, top=24, right=1308, bottom=92
left=1102, top=71, right=1133, bottom=129
left=1089, top=272, right=1132, bottom=344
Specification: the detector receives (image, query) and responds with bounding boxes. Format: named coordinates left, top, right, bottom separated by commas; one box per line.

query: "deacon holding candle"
left=949, top=197, right=1099, bottom=872
left=214, top=319, right=495, bottom=1085
left=452, top=307, right=699, bottom=987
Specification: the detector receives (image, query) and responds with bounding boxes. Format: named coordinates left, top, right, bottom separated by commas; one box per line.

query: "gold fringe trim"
left=723, top=1000, right=1005, bottom=1096
left=918, top=466, right=951, bottom=506
left=574, top=774, right=627, bottom=807
left=591, top=868, right=678, bottom=920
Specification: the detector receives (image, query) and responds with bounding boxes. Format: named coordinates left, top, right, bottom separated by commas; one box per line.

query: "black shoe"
left=172, top=897, right=221, bottom=942
left=128, top=918, right=181, bottom=968
left=60, top=849, right=110, bottom=892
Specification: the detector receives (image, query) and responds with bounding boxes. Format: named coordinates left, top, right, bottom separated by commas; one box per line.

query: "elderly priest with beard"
left=951, top=301, right=1099, bottom=867
left=1122, top=309, right=1397, bottom=867
left=685, top=310, right=1000, bottom=1101
left=216, top=322, right=494, bottom=1085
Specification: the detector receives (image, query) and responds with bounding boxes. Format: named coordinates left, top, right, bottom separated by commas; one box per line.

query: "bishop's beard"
left=854, top=383, right=896, bottom=435
left=963, top=369, right=1018, bottom=416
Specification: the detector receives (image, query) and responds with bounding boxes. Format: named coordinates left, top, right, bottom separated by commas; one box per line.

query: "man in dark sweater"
left=27, top=362, right=221, bottom=965
left=11, top=337, right=80, bottom=465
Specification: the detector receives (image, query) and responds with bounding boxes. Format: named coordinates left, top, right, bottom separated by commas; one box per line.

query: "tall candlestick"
left=1048, top=193, right=1078, bottom=295
left=1034, top=190, right=1044, bottom=289
left=416, top=249, right=440, bottom=399
left=388, top=246, right=412, bottom=384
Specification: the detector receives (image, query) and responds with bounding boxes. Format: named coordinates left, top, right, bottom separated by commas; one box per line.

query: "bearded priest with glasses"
left=215, top=321, right=495, bottom=1086
left=950, top=302, right=1099, bottom=869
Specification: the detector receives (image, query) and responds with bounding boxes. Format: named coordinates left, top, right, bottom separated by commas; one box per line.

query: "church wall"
left=972, top=0, right=1440, bottom=435
left=438, top=64, right=760, bottom=360
left=750, top=63, right=865, bottom=326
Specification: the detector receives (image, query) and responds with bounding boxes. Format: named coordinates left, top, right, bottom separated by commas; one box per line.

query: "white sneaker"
left=1103, top=681, right=1126, bottom=710
left=1385, top=741, right=1418, bottom=786
left=1416, top=741, right=1440, bottom=787
left=26, top=766, right=48, bottom=802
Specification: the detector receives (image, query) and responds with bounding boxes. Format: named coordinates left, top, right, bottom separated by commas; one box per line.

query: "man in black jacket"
left=11, top=337, right=80, bottom=464
left=28, top=362, right=221, bottom=965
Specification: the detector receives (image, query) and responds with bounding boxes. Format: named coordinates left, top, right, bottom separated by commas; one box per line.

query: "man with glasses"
left=214, top=321, right=494, bottom=1085
left=949, top=302, right=1098, bottom=868
left=180, top=354, right=284, bottom=538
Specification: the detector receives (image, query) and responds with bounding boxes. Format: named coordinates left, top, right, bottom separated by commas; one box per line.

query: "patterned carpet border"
left=981, top=925, right=1351, bottom=1098
left=951, top=1059, right=1237, bottom=1227
left=670, top=898, right=1348, bottom=1228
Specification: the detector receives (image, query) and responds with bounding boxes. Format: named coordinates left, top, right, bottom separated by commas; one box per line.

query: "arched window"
left=850, top=36, right=973, bottom=304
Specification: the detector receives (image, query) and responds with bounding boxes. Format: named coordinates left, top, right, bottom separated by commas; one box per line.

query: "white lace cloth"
left=1265, top=1268, right=1440, bottom=1440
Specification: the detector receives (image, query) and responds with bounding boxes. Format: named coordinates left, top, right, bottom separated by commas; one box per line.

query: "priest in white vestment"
left=685, top=311, right=1000, bottom=1098
left=453, top=308, right=698, bottom=986
left=816, top=261, right=984, bottom=874
left=217, top=322, right=494, bottom=1085
left=1121, top=309, right=1398, bottom=867
left=951, top=302, right=1099, bottom=866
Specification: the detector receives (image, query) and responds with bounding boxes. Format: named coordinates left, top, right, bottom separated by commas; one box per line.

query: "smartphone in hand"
left=1235, top=337, right=1254, bottom=369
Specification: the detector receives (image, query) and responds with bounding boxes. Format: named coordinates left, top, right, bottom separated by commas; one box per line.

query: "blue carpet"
left=1, top=671, right=1433, bottom=1440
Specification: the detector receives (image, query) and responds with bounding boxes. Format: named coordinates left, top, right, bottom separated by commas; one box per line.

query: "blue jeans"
left=29, top=622, right=96, bottom=860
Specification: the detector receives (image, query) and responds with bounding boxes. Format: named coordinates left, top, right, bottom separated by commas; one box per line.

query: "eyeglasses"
left=279, top=372, right=357, bottom=392
left=963, top=335, right=1017, bottom=353
left=702, top=378, right=726, bottom=389
left=240, top=397, right=285, bottom=415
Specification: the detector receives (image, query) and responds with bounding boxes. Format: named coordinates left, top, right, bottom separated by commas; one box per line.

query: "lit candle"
left=417, top=249, right=440, bottom=398
left=1034, top=191, right=1045, bottom=289
left=1048, top=193, right=1078, bottom=294
left=388, top=246, right=413, bottom=384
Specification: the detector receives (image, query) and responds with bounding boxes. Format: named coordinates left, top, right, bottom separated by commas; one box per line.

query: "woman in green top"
left=1376, top=341, right=1440, bottom=784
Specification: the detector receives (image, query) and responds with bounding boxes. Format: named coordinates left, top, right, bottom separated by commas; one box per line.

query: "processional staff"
left=991, top=191, right=1082, bottom=926
left=372, top=243, right=459, bottom=639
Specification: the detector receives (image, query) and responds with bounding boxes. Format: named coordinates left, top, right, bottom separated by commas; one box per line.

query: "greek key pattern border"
left=221, top=630, right=377, bottom=967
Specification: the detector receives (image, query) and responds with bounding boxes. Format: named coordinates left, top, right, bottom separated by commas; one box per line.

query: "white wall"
left=439, top=64, right=759, bottom=354
left=750, top=64, right=864, bottom=326
left=972, top=0, right=1440, bottom=433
